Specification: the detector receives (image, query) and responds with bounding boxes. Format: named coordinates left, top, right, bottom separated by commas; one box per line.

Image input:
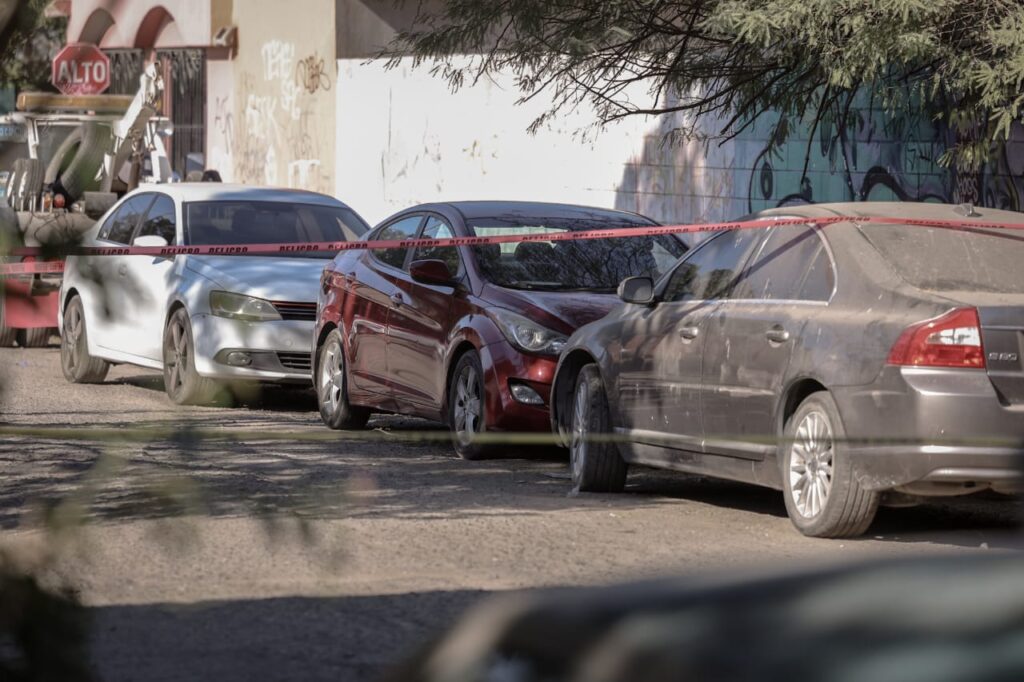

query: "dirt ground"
left=1, top=346, right=1020, bottom=681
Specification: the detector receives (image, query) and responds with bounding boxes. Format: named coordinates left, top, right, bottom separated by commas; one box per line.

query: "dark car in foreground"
left=384, top=554, right=1024, bottom=682
left=551, top=202, right=1024, bottom=537
left=314, top=201, right=687, bottom=457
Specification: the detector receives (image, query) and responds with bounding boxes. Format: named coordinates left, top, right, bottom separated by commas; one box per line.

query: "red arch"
left=134, top=6, right=174, bottom=48
left=78, top=7, right=115, bottom=44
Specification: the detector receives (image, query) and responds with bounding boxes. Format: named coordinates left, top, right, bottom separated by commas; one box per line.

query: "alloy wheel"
left=320, top=340, right=345, bottom=415
left=571, top=379, right=590, bottom=481
left=165, top=317, right=188, bottom=396
left=453, top=365, right=481, bottom=446
left=788, top=409, right=835, bottom=518
left=62, top=303, right=83, bottom=372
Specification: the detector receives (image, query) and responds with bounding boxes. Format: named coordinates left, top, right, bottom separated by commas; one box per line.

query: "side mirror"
left=618, top=276, right=654, bottom=305
left=133, top=234, right=169, bottom=248
left=409, top=259, right=455, bottom=286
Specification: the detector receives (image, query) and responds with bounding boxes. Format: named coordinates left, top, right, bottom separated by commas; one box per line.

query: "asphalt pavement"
left=1, top=345, right=1021, bottom=681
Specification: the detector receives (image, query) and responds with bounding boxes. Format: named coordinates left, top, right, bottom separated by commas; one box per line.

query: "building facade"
left=62, top=1, right=1024, bottom=226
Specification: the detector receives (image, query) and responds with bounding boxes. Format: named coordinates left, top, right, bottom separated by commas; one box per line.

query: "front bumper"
left=835, top=366, right=1024, bottom=493
left=190, top=313, right=313, bottom=382
left=479, top=339, right=557, bottom=434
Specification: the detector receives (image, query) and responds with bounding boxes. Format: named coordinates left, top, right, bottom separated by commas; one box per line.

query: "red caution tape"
left=3, top=214, right=1023, bottom=278
left=1, top=260, right=65, bottom=277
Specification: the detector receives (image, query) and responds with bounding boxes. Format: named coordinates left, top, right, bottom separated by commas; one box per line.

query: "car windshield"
left=184, top=200, right=368, bottom=258
left=859, top=223, right=1024, bottom=294
left=469, top=216, right=687, bottom=291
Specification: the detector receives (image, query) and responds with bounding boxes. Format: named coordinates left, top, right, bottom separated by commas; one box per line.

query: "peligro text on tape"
left=3, top=214, right=1023, bottom=278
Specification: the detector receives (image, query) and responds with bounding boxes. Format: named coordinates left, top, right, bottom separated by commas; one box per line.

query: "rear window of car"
left=859, top=224, right=1024, bottom=294
left=184, top=200, right=369, bottom=258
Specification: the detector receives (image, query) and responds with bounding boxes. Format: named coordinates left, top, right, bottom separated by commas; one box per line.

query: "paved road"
left=1, top=346, right=1021, bottom=681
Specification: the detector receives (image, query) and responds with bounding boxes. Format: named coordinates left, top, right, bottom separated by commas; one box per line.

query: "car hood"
left=184, top=255, right=327, bottom=302
left=482, top=284, right=619, bottom=333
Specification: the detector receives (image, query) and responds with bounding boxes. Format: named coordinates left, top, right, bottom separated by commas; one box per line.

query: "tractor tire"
left=0, top=302, right=16, bottom=347
left=17, top=327, right=51, bottom=348
left=21, top=158, right=45, bottom=202
left=52, top=123, right=111, bottom=202
left=6, top=159, right=25, bottom=209
left=44, top=126, right=84, bottom=185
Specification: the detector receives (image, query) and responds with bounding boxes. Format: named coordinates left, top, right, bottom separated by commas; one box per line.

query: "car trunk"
left=858, top=223, right=1024, bottom=406
left=977, top=305, right=1024, bottom=405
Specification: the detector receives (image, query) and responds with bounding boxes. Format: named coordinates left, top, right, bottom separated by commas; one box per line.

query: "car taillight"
left=888, top=307, right=985, bottom=369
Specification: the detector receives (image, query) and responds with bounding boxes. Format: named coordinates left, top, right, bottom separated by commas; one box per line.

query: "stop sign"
left=52, top=43, right=110, bottom=95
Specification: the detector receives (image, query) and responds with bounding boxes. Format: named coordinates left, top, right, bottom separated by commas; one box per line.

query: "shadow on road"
left=89, top=588, right=490, bottom=682
left=621, top=469, right=1022, bottom=549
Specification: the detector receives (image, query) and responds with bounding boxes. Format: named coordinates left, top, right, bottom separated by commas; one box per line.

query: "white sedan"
left=59, top=184, right=369, bottom=404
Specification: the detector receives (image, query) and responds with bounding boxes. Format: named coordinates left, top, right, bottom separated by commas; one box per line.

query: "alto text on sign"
left=51, top=44, right=111, bottom=96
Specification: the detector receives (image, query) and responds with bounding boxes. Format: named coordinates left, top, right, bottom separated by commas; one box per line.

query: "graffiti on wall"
left=742, top=107, right=1024, bottom=214
left=223, top=39, right=333, bottom=193
left=296, top=53, right=331, bottom=94
left=614, top=92, right=1024, bottom=227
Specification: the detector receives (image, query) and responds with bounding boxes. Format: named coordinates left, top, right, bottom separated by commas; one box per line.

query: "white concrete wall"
left=335, top=57, right=739, bottom=226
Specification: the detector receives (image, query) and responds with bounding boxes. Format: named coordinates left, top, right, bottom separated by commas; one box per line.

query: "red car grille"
left=271, top=301, right=317, bottom=321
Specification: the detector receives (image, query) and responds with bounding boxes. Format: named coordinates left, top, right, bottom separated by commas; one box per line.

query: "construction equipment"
left=0, top=61, right=174, bottom=347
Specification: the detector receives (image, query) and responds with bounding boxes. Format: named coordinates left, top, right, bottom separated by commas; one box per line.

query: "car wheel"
left=163, top=308, right=222, bottom=406
left=0, top=302, right=16, bottom=347
left=570, top=364, right=627, bottom=493
left=782, top=392, right=879, bottom=538
left=448, top=350, right=490, bottom=460
left=60, top=295, right=109, bottom=383
left=17, top=327, right=51, bottom=348
left=317, top=329, right=370, bottom=429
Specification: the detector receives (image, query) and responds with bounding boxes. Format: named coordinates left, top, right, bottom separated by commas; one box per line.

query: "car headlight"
left=209, top=291, right=282, bottom=322
left=488, top=307, right=567, bottom=356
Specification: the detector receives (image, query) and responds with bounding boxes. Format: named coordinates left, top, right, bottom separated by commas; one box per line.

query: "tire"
left=54, top=123, right=110, bottom=202
left=17, top=327, right=51, bottom=348
left=569, top=364, right=627, bottom=493
left=0, top=302, right=16, bottom=347
left=316, top=329, right=370, bottom=429
left=18, top=158, right=45, bottom=209
left=6, top=159, right=25, bottom=209
left=781, top=392, right=879, bottom=538
left=60, top=295, right=109, bottom=383
left=44, top=127, right=84, bottom=184
left=162, top=307, right=223, bottom=405
left=448, top=350, right=490, bottom=460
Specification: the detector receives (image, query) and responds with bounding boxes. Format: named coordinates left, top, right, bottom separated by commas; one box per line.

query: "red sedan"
left=313, top=201, right=687, bottom=458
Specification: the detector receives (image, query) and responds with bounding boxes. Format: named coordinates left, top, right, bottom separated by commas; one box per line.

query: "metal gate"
left=103, top=48, right=207, bottom=179
left=157, top=49, right=206, bottom=177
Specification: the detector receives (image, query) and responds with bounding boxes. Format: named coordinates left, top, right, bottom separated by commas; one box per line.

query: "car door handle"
left=390, top=293, right=403, bottom=308
left=765, top=326, right=791, bottom=343
left=678, top=326, right=700, bottom=341
left=118, top=264, right=128, bottom=277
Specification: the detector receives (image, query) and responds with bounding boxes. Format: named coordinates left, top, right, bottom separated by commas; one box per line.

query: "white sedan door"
left=122, top=192, right=179, bottom=363
left=89, top=193, right=155, bottom=355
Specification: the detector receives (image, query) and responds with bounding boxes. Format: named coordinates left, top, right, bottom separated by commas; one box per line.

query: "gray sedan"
left=551, top=202, right=1024, bottom=537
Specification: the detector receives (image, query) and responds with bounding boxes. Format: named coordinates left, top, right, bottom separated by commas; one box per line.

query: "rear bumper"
left=190, top=313, right=313, bottom=382
left=835, top=366, right=1024, bottom=492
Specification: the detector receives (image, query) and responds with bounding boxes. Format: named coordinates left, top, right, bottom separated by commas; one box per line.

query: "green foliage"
left=0, top=0, right=67, bottom=92
left=388, top=0, right=1024, bottom=170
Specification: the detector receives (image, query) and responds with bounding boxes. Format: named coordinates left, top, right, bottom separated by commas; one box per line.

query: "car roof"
left=754, top=201, right=1024, bottom=225
left=132, top=183, right=353, bottom=209
left=410, top=200, right=656, bottom=224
